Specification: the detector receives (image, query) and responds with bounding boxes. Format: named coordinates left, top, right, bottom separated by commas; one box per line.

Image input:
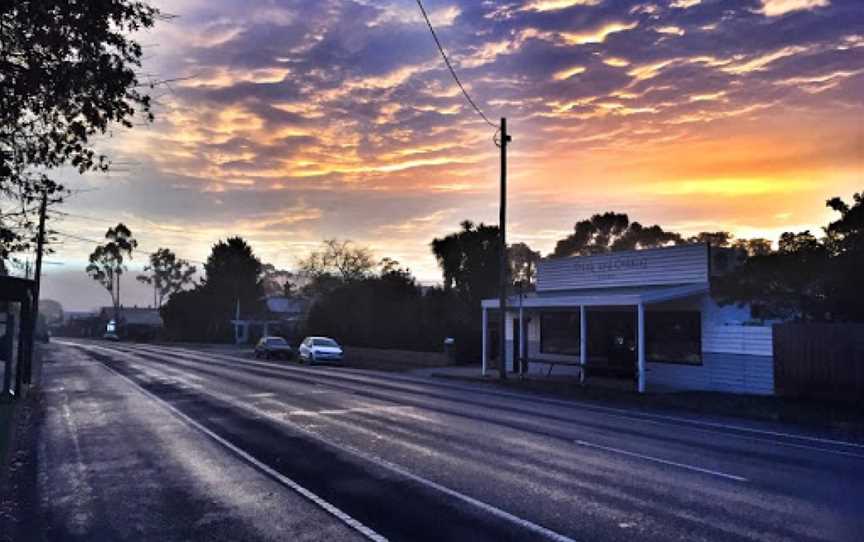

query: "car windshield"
left=313, top=338, right=338, bottom=347
left=266, top=338, right=287, bottom=345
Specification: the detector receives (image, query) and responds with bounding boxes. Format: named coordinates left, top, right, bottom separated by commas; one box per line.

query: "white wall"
left=538, top=244, right=708, bottom=292
left=649, top=296, right=774, bottom=394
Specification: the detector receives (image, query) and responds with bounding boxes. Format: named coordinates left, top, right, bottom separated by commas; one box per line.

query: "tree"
left=509, top=242, right=541, bottom=289
left=260, top=263, right=295, bottom=296
left=162, top=237, right=270, bottom=342
left=201, top=237, right=264, bottom=335
left=429, top=221, right=503, bottom=361
left=298, top=239, right=375, bottom=286
left=824, top=192, right=864, bottom=255
left=687, top=231, right=733, bottom=247
left=551, top=212, right=682, bottom=257
left=731, top=238, right=772, bottom=256
left=431, top=221, right=501, bottom=309
left=85, top=223, right=137, bottom=325
left=713, top=229, right=830, bottom=321
left=38, top=298, right=64, bottom=326
left=303, top=258, right=452, bottom=351
left=136, top=248, right=196, bottom=308
left=822, top=191, right=864, bottom=320
left=1, top=1, right=160, bottom=260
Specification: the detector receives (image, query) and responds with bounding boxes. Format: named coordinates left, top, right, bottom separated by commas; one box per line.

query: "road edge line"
left=90, top=351, right=388, bottom=542
left=73, top=341, right=580, bottom=542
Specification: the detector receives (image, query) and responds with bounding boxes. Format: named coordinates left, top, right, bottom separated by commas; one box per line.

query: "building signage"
left=572, top=255, right=649, bottom=276
left=536, top=244, right=709, bottom=292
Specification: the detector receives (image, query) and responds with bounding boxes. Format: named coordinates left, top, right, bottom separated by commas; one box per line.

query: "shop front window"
left=540, top=312, right=580, bottom=356
left=646, top=311, right=702, bottom=364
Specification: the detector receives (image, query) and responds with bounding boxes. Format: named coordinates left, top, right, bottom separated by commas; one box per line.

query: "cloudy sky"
left=39, top=0, right=863, bottom=310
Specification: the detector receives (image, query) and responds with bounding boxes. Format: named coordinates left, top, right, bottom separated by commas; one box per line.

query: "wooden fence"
left=773, top=323, right=864, bottom=402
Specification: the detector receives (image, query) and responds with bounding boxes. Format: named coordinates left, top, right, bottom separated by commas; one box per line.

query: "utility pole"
left=33, top=191, right=47, bottom=309
left=27, top=190, right=48, bottom=385
left=498, top=118, right=511, bottom=381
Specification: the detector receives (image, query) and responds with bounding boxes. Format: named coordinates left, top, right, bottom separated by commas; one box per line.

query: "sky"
left=35, top=0, right=864, bottom=311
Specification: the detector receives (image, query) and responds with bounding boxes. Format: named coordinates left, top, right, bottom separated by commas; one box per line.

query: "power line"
left=48, top=209, right=199, bottom=235
left=415, top=0, right=498, bottom=130
left=51, top=230, right=206, bottom=265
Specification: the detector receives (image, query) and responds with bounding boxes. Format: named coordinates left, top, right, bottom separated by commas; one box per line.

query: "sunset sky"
left=40, top=0, right=863, bottom=310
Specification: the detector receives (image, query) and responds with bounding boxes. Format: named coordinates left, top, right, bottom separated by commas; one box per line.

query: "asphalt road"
left=14, top=340, right=864, bottom=541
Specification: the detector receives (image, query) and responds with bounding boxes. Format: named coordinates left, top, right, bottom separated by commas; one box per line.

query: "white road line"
left=573, top=440, right=749, bottom=483
left=139, top=344, right=864, bottom=453
left=215, top=390, right=581, bottom=542
left=79, top=341, right=864, bottom=461
left=93, top=358, right=388, bottom=542
left=74, top=342, right=580, bottom=542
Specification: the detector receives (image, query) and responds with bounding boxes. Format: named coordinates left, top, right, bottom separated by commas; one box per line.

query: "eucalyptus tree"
left=137, top=248, right=197, bottom=308
left=86, top=224, right=137, bottom=327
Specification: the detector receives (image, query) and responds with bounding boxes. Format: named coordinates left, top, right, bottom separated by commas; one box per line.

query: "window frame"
left=645, top=310, right=703, bottom=366
left=539, top=311, right=581, bottom=357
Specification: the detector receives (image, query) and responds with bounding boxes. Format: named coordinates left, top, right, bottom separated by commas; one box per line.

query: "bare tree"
left=299, top=239, right=374, bottom=283
left=137, top=248, right=197, bottom=308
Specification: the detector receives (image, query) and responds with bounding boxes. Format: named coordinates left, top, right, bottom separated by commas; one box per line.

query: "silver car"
left=298, top=336, right=344, bottom=364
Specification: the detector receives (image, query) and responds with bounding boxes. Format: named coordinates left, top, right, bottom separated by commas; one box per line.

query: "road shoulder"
left=1, top=343, right=365, bottom=542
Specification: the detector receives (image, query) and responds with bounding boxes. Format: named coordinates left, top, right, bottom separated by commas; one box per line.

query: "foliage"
left=85, top=223, right=137, bottom=319
left=136, top=248, right=196, bottom=308
left=714, top=191, right=864, bottom=322
left=429, top=221, right=546, bottom=360
left=303, top=258, right=467, bottom=354
left=261, top=263, right=295, bottom=296
left=430, top=220, right=501, bottom=310
left=161, top=237, right=264, bottom=341
left=730, top=238, right=772, bottom=256
left=823, top=192, right=864, bottom=321
left=298, top=239, right=374, bottom=286
left=509, top=242, right=541, bottom=288
left=0, top=1, right=160, bottom=261
left=38, top=299, right=64, bottom=325
left=686, top=231, right=732, bottom=247
left=551, top=212, right=682, bottom=257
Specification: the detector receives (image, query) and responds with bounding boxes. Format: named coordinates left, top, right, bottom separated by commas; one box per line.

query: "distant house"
left=54, top=311, right=101, bottom=338
left=231, top=295, right=308, bottom=345
left=99, top=306, right=163, bottom=341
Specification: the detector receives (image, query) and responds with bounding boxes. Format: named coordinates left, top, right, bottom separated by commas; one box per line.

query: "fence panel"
left=773, top=323, right=864, bottom=401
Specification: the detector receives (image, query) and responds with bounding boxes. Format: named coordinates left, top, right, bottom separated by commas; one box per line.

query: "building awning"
left=481, top=283, right=709, bottom=309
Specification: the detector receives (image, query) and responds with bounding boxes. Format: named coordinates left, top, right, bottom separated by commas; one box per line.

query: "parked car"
left=102, top=332, right=120, bottom=341
left=298, top=336, right=344, bottom=364
left=254, top=336, right=294, bottom=360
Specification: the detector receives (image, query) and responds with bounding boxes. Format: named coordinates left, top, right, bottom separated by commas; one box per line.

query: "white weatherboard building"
left=481, top=244, right=775, bottom=395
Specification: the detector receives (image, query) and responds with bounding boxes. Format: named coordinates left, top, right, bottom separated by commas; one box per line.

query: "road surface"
left=10, top=340, right=864, bottom=541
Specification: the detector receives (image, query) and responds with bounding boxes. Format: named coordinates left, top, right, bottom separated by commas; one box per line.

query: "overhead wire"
left=52, top=230, right=206, bottom=265
left=415, top=0, right=499, bottom=131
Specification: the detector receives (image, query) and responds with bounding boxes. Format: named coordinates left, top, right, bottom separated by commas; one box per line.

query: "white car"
left=298, top=336, right=344, bottom=364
